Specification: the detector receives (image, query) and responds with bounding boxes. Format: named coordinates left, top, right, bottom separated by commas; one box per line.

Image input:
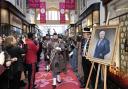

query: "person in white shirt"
left=80, top=28, right=91, bottom=88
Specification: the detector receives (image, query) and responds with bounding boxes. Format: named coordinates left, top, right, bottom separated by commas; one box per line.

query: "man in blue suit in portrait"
left=94, top=31, right=110, bottom=59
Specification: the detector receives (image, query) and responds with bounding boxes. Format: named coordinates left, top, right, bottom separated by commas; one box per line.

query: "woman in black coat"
left=0, top=36, right=5, bottom=75
left=0, top=36, right=13, bottom=89
left=4, top=36, right=27, bottom=89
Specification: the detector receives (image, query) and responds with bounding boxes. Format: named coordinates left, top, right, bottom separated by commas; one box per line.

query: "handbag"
left=0, top=65, right=5, bottom=75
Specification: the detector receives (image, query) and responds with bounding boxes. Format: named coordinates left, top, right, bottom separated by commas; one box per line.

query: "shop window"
left=10, top=13, right=22, bottom=29
left=0, top=23, right=22, bottom=36
left=87, top=14, right=92, bottom=27
left=93, top=10, right=100, bottom=25
left=1, top=9, right=9, bottom=24
left=0, top=24, right=10, bottom=36
left=10, top=26, right=22, bottom=36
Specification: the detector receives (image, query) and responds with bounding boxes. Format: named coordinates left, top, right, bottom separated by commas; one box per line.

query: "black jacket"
left=6, top=45, right=27, bottom=74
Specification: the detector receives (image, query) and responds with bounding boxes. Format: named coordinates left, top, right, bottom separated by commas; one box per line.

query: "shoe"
left=57, top=75, right=61, bottom=83
left=57, top=79, right=62, bottom=84
left=44, top=65, right=50, bottom=72
left=52, top=85, right=56, bottom=89
left=52, top=78, right=57, bottom=85
left=52, top=78, right=56, bottom=89
left=80, top=84, right=86, bottom=88
left=57, top=80, right=62, bottom=84
left=20, top=80, right=26, bottom=87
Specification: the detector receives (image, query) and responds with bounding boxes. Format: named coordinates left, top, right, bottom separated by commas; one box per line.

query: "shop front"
left=23, top=23, right=29, bottom=34
left=75, top=19, right=82, bottom=36
left=29, top=24, right=42, bottom=38
left=10, top=13, right=22, bottom=35
left=79, top=2, right=100, bottom=33
left=0, top=1, right=29, bottom=36
left=67, top=24, right=76, bottom=38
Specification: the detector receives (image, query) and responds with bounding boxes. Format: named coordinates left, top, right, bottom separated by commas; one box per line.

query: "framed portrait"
left=87, top=26, right=118, bottom=65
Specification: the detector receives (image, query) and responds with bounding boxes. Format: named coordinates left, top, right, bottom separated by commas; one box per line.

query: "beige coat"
left=77, top=42, right=84, bottom=78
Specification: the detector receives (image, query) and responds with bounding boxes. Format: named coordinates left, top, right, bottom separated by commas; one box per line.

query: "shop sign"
left=10, top=14, right=22, bottom=28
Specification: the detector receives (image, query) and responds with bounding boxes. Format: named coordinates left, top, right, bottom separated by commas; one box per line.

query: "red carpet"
left=34, top=61, right=81, bottom=89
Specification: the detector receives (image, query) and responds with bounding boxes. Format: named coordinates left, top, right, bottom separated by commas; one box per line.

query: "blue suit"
left=94, top=38, right=110, bottom=59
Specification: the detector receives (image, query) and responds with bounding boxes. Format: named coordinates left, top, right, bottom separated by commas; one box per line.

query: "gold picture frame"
left=87, top=25, right=118, bottom=65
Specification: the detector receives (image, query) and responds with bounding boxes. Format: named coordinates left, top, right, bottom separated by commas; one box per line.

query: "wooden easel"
left=85, top=61, right=108, bottom=89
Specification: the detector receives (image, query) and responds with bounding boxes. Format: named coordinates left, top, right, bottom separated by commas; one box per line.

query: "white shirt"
left=82, top=40, right=89, bottom=56
left=98, top=39, right=103, bottom=46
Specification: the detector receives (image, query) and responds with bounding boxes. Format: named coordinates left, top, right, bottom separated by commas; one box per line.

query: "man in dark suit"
left=94, top=31, right=110, bottom=59
left=80, top=28, right=91, bottom=88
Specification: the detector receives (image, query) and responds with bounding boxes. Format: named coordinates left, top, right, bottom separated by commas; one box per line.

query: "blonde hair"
left=4, top=36, right=15, bottom=47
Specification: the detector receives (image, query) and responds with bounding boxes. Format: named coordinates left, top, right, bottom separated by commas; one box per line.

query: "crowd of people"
left=0, top=35, right=27, bottom=89
left=0, top=28, right=104, bottom=89
left=0, top=32, right=71, bottom=89
left=0, top=33, right=39, bottom=89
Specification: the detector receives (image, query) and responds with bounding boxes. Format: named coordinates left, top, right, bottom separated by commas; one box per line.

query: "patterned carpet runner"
left=34, top=61, right=81, bottom=89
